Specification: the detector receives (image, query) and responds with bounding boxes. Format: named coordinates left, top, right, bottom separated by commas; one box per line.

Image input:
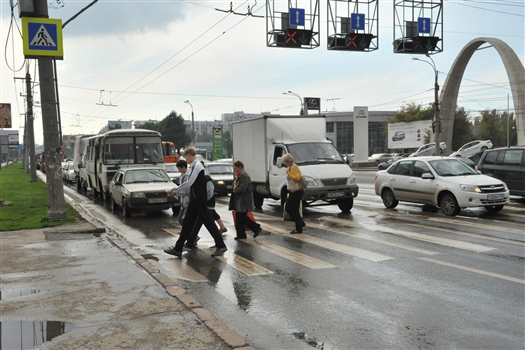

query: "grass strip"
left=0, top=163, right=80, bottom=231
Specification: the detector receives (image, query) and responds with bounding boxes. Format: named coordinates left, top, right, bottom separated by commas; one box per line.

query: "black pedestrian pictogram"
left=37, top=28, right=51, bottom=46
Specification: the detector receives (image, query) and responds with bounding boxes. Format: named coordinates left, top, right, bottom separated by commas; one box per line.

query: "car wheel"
left=378, top=165, right=383, bottom=170
left=111, top=195, right=119, bottom=212
left=481, top=146, right=488, bottom=151
left=485, top=205, right=503, bottom=213
left=122, top=198, right=132, bottom=218
left=382, top=188, right=398, bottom=209
left=337, top=197, right=353, bottom=212
left=253, top=191, right=264, bottom=209
left=440, top=193, right=460, bottom=216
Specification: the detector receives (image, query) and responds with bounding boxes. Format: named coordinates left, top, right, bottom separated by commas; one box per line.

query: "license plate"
left=148, top=198, right=167, bottom=203
left=487, top=194, right=504, bottom=201
left=327, top=192, right=344, bottom=198
left=227, top=185, right=232, bottom=189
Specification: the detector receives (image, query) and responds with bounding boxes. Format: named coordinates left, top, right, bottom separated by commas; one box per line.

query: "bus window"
left=104, top=137, right=134, bottom=164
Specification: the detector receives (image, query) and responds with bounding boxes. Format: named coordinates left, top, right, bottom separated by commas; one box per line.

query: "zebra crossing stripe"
left=311, top=219, right=439, bottom=256
left=420, top=257, right=525, bottom=284
left=243, top=239, right=336, bottom=269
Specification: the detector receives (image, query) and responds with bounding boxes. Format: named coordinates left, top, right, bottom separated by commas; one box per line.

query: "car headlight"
left=130, top=192, right=146, bottom=198
left=348, top=173, right=357, bottom=185
left=216, top=180, right=225, bottom=185
left=304, top=176, right=318, bottom=187
left=460, top=184, right=481, bottom=193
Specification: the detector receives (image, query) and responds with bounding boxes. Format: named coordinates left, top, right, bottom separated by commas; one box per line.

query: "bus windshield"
left=136, top=136, right=164, bottom=164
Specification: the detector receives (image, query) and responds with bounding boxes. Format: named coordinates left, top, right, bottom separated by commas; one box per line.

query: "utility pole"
left=34, top=0, right=67, bottom=220
left=24, top=72, right=37, bottom=182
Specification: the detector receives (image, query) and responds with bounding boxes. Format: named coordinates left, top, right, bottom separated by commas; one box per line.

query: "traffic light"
left=412, top=36, right=440, bottom=53
left=345, top=33, right=374, bottom=51
left=280, top=29, right=313, bottom=47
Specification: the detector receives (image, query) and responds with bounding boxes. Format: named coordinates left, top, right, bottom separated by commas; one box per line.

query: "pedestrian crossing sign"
left=22, top=17, right=63, bottom=59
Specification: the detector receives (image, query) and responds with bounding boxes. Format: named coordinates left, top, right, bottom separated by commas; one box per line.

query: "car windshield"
left=125, top=169, right=170, bottom=184
left=287, top=142, right=344, bottom=164
left=429, top=159, right=478, bottom=176
left=207, top=165, right=233, bottom=175
left=165, top=164, right=178, bottom=173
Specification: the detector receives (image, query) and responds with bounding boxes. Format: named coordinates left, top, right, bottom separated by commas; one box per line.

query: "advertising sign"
left=353, top=106, right=369, bottom=162
left=8, top=132, right=19, bottom=149
left=388, top=120, right=432, bottom=149
left=1, top=103, right=11, bottom=128
left=108, top=120, right=132, bottom=130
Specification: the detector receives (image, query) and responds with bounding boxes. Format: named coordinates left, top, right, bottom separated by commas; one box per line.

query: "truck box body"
left=232, top=115, right=358, bottom=212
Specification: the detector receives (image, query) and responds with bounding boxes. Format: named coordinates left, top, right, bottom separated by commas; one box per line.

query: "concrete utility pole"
left=413, top=55, right=441, bottom=155
left=24, top=72, right=37, bottom=182
left=34, top=0, right=67, bottom=220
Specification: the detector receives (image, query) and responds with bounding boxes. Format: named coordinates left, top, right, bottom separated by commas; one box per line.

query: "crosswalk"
left=161, top=201, right=525, bottom=285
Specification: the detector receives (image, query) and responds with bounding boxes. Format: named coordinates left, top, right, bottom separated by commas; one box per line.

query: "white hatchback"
left=374, top=157, right=509, bottom=216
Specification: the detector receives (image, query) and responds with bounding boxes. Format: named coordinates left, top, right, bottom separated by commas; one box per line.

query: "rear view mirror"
left=422, top=173, right=434, bottom=180
left=276, top=156, right=284, bottom=169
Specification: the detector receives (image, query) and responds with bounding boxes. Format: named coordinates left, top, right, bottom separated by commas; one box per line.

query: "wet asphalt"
left=0, top=202, right=253, bottom=349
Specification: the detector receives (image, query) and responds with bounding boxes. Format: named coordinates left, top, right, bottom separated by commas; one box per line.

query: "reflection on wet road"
left=63, top=177, right=525, bottom=349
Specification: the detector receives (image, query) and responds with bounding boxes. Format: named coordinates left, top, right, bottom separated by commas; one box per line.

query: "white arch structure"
left=439, top=37, right=525, bottom=153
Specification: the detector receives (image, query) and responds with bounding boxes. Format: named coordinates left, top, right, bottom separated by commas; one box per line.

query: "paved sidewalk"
left=0, top=212, right=253, bottom=349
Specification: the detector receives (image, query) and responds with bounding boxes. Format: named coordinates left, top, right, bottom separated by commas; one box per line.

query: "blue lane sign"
left=289, top=8, right=305, bottom=26
left=22, top=17, right=63, bottom=58
left=351, top=13, right=365, bottom=31
left=418, top=17, right=431, bottom=34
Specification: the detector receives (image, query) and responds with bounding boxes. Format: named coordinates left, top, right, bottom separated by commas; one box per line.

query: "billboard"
left=8, top=131, right=19, bottom=149
left=108, top=120, right=132, bottom=130
left=1, top=103, right=12, bottom=128
left=388, top=120, right=432, bottom=149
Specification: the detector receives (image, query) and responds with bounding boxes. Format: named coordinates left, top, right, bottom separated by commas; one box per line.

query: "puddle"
left=0, top=289, right=43, bottom=300
left=1, top=320, right=75, bottom=349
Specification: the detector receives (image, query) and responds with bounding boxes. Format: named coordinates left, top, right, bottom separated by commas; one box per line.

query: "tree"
left=475, top=109, right=509, bottom=147
left=140, top=111, right=191, bottom=150
left=451, top=107, right=473, bottom=150
left=391, top=102, right=434, bottom=123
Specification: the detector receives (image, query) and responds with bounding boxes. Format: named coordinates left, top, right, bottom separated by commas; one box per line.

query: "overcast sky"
left=1, top=0, right=524, bottom=144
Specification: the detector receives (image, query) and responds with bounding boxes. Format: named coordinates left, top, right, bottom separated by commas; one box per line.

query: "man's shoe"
left=234, top=237, right=247, bottom=240
left=164, top=247, right=182, bottom=258
left=254, top=227, right=263, bottom=238
left=290, top=230, right=302, bottom=234
left=211, top=247, right=227, bottom=257
left=183, top=243, right=196, bottom=251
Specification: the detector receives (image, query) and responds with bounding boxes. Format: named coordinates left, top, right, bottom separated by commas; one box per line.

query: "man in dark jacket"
left=164, top=147, right=227, bottom=258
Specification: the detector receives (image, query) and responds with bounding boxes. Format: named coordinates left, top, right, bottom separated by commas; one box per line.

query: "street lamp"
left=282, top=90, right=306, bottom=115
left=413, top=55, right=441, bottom=155
left=184, top=100, right=194, bottom=147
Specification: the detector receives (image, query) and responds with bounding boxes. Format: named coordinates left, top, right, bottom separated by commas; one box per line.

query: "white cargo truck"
left=232, top=115, right=359, bottom=212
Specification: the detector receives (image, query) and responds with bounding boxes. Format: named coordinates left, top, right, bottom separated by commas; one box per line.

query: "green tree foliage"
left=474, top=109, right=515, bottom=147
left=391, top=102, right=434, bottom=123
left=451, top=107, right=473, bottom=150
left=140, top=111, right=191, bottom=150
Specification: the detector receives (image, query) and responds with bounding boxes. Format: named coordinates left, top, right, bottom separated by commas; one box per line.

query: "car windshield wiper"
left=439, top=173, right=456, bottom=176
left=457, top=172, right=475, bottom=176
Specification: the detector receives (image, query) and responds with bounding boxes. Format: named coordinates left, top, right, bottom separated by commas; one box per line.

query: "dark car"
left=206, top=162, right=234, bottom=195
left=392, top=131, right=405, bottom=141
left=378, top=157, right=402, bottom=170
left=477, top=146, right=525, bottom=197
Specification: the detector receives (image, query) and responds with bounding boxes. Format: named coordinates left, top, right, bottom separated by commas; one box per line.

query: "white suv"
left=374, top=157, right=509, bottom=216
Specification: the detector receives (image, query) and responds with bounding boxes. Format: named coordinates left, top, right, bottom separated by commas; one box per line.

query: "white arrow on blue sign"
left=351, top=13, right=365, bottom=31
left=289, top=8, right=305, bottom=26
left=418, top=17, right=431, bottom=34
